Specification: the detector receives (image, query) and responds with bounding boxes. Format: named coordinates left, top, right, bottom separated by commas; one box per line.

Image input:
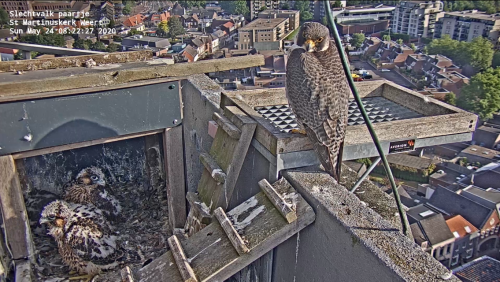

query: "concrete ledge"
left=275, top=169, right=459, bottom=282
left=0, top=55, right=265, bottom=99
left=0, top=50, right=153, bottom=72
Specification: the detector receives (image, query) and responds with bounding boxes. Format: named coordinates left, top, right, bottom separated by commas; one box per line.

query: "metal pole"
left=350, top=157, right=381, bottom=193
left=324, top=2, right=410, bottom=236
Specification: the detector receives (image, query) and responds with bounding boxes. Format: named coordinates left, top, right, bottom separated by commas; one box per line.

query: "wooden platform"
left=137, top=178, right=315, bottom=282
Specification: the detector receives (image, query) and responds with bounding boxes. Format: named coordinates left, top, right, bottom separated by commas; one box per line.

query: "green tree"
left=350, top=33, right=365, bottom=49
left=322, top=16, right=327, bottom=26
left=444, top=92, right=456, bottom=105
left=396, top=38, right=403, bottom=45
left=220, top=0, right=249, bottom=16
left=294, top=0, right=313, bottom=22
left=457, top=67, right=500, bottom=120
left=281, top=2, right=290, bottom=9
left=178, top=0, right=206, bottom=9
left=19, top=31, right=65, bottom=47
left=72, top=38, right=90, bottom=50
left=466, top=36, right=494, bottom=71
left=332, top=0, right=343, bottom=8
left=410, top=43, right=417, bottom=51
left=108, top=19, right=115, bottom=28
left=259, top=6, right=267, bottom=12
left=122, top=1, right=133, bottom=15
left=91, top=41, right=107, bottom=51
left=157, top=20, right=169, bottom=37
left=168, top=16, right=185, bottom=39
left=0, top=7, right=8, bottom=28
left=382, top=34, right=391, bottom=41
left=129, top=29, right=143, bottom=36
left=427, top=35, right=459, bottom=59
left=106, top=43, right=120, bottom=52
left=493, top=52, right=500, bottom=68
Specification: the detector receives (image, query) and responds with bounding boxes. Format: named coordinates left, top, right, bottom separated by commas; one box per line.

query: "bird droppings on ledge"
left=18, top=136, right=172, bottom=282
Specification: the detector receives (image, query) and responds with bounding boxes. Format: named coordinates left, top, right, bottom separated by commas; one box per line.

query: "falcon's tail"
left=304, top=127, right=343, bottom=182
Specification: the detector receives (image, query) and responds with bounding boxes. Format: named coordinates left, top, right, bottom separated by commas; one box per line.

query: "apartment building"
left=249, top=0, right=281, bottom=19
left=238, top=18, right=290, bottom=51
left=258, top=9, right=300, bottom=31
left=391, top=1, right=444, bottom=38
left=434, top=10, right=500, bottom=48
left=0, top=1, right=32, bottom=14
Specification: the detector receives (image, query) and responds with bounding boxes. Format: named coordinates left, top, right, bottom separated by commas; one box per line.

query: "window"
left=466, top=248, right=473, bottom=258
left=451, top=255, right=459, bottom=266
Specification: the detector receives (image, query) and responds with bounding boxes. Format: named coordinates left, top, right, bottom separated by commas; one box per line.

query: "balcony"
left=0, top=52, right=471, bottom=282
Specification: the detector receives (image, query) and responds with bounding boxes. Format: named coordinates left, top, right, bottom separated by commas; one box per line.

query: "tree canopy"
left=444, top=92, right=456, bottom=105
left=19, top=31, right=65, bottom=47
left=457, top=67, right=500, bottom=120
left=294, top=0, right=313, bottom=22
left=0, top=8, right=8, bottom=28
left=178, top=0, right=206, bottom=9
left=106, top=43, right=120, bottom=53
left=427, top=35, right=494, bottom=71
left=220, top=0, right=249, bottom=16
left=157, top=20, right=169, bottom=37
left=350, top=33, right=365, bottom=48
left=281, top=2, right=290, bottom=10
left=442, top=1, right=500, bottom=14
left=168, top=16, right=185, bottom=39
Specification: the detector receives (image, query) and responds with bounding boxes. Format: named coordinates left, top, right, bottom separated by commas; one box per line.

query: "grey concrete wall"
left=181, top=74, right=223, bottom=193
left=273, top=169, right=460, bottom=282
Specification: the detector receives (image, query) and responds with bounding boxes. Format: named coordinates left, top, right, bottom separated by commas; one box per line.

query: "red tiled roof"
left=446, top=215, right=479, bottom=238
left=123, top=14, right=145, bottom=27
left=223, top=22, right=234, bottom=29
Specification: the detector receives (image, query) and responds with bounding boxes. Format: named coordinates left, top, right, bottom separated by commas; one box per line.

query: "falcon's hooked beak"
left=97, top=179, right=106, bottom=186
left=304, top=39, right=315, bottom=52
left=39, top=217, right=49, bottom=225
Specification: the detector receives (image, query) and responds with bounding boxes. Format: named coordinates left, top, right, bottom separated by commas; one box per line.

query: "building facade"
left=434, top=11, right=500, bottom=49
left=258, top=9, right=300, bottom=31
left=238, top=18, right=290, bottom=51
left=391, top=1, right=444, bottom=38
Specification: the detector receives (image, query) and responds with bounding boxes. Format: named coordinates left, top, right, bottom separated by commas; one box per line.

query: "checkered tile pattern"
left=254, top=97, right=423, bottom=133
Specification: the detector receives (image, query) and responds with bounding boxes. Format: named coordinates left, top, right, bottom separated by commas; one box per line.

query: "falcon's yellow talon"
left=291, top=128, right=307, bottom=135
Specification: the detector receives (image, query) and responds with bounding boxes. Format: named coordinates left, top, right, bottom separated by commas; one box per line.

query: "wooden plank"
left=213, top=207, right=249, bottom=255
left=0, top=55, right=266, bottom=98
left=164, top=126, right=187, bottom=229
left=212, top=112, right=241, bottom=140
left=198, top=107, right=257, bottom=212
left=0, top=156, right=32, bottom=260
left=199, top=152, right=226, bottom=184
left=167, top=235, right=198, bottom=282
left=258, top=179, right=297, bottom=223
left=137, top=178, right=315, bottom=282
left=185, top=192, right=212, bottom=236
left=15, top=260, right=31, bottom=282
left=12, top=129, right=164, bottom=159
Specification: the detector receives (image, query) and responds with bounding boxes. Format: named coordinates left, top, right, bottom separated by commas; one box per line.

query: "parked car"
left=363, top=74, right=373, bottom=79
left=380, top=69, right=391, bottom=72
left=351, top=74, right=363, bottom=81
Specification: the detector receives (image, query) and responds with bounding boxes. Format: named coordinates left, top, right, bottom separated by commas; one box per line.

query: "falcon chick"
left=39, top=200, right=123, bottom=279
left=286, top=22, right=350, bottom=182
left=63, top=167, right=122, bottom=221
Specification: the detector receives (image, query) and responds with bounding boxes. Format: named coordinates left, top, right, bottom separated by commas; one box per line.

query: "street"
left=351, top=61, right=415, bottom=89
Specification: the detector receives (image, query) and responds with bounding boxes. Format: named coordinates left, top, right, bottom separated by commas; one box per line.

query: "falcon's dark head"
left=40, top=200, right=71, bottom=236
left=296, top=22, right=330, bottom=53
left=76, top=166, right=106, bottom=187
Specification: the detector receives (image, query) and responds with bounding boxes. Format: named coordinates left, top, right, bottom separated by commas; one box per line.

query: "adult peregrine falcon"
left=286, top=22, right=350, bottom=182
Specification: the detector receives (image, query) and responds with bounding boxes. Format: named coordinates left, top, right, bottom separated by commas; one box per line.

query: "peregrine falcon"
left=63, top=167, right=122, bottom=221
left=39, top=200, right=123, bottom=279
left=286, top=22, right=350, bottom=182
